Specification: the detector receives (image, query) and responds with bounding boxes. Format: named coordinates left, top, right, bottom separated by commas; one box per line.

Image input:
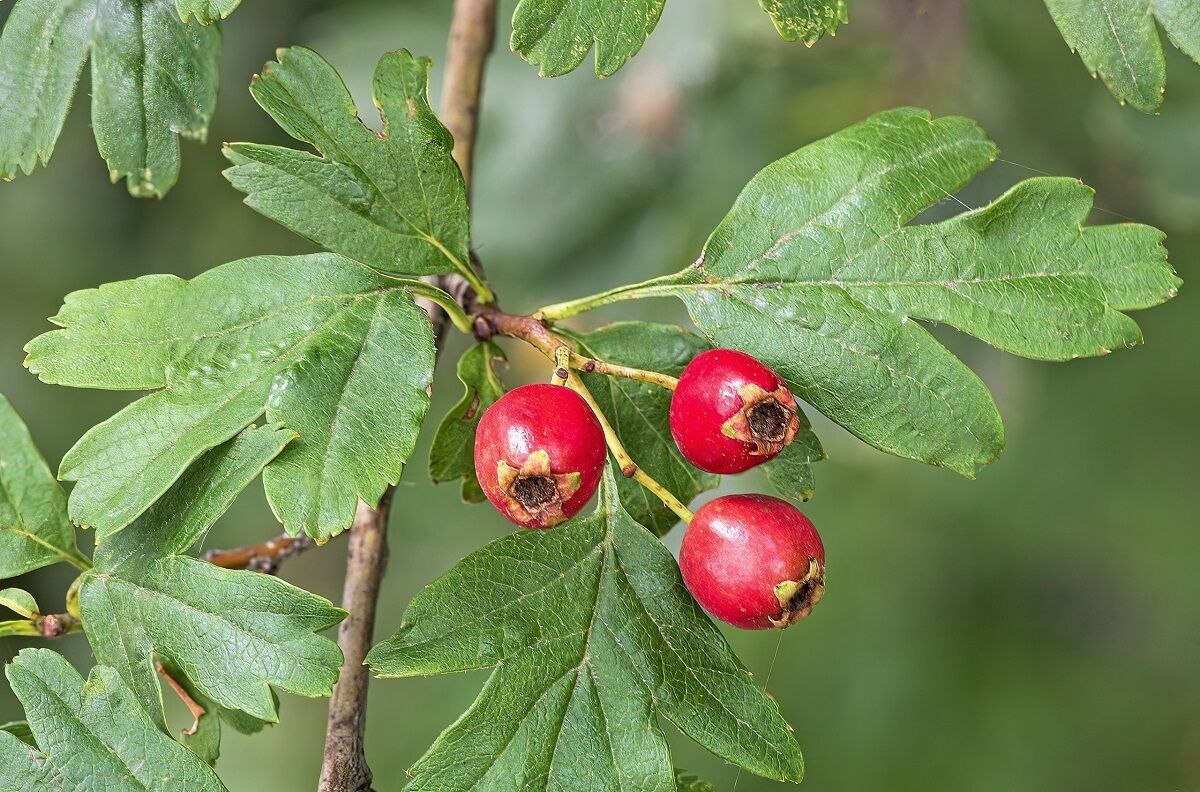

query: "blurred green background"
left=2, top=0, right=1197, bottom=789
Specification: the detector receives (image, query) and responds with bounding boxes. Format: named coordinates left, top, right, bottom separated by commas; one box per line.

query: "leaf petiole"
left=0, top=620, right=40, bottom=638
left=535, top=272, right=682, bottom=321
left=395, top=279, right=475, bottom=334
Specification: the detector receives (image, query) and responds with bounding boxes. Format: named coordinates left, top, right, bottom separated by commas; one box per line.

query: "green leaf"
left=1044, top=0, right=1200, bottom=113
left=174, top=0, right=240, bottom=24
left=0, top=0, right=93, bottom=183
left=0, top=394, right=87, bottom=577
left=25, top=253, right=437, bottom=541
left=368, top=470, right=804, bottom=789
left=79, top=425, right=345, bottom=736
left=223, top=48, right=474, bottom=283
left=0, top=722, right=35, bottom=747
left=429, top=342, right=506, bottom=503
left=762, top=424, right=825, bottom=503
left=0, top=588, right=39, bottom=619
left=760, top=0, right=849, bottom=45
left=564, top=322, right=718, bottom=536
left=1153, top=0, right=1200, bottom=61
left=674, top=769, right=715, bottom=792
left=509, top=0, right=844, bottom=77
left=0, top=0, right=220, bottom=196
left=511, top=0, right=667, bottom=77
left=636, top=108, right=1177, bottom=477
left=1, top=648, right=224, bottom=790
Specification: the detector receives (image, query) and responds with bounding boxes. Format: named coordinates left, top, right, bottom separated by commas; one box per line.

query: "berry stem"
left=564, top=370, right=693, bottom=524
left=478, top=308, right=678, bottom=389
left=569, top=352, right=678, bottom=390
left=550, top=345, right=571, bottom=385
left=632, top=467, right=694, bottom=524
left=476, top=307, right=694, bottom=523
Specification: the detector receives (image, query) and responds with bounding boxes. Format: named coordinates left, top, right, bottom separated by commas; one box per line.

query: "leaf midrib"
left=268, top=69, right=469, bottom=278
left=700, top=286, right=988, bottom=459
left=70, top=287, right=404, bottom=531
left=606, top=549, right=795, bottom=764
left=0, top=469, right=78, bottom=569
left=709, top=131, right=991, bottom=277
left=98, top=562, right=329, bottom=701
left=20, top=670, right=155, bottom=791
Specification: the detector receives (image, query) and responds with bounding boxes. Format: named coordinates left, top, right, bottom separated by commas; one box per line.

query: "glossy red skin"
left=670, top=348, right=791, bottom=474
left=679, top=495, right=825, bottom=630
left=474, top=384, right=606, bottom=529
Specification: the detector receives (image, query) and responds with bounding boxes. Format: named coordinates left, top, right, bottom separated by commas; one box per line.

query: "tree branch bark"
left=440, top=0, right=496, bottom=200
left=318, top=492, right=393, bottom=792
left=202, top=534, right=316, bottom=573
left=318, top=1, right=497, bottom=789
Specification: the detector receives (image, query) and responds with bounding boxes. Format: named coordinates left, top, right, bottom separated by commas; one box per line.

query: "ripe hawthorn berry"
left=669, top=348, right=801, bottom=474
left=679, top=494, right=825, bottom=629
left=474, top=383, right=606, bottom=529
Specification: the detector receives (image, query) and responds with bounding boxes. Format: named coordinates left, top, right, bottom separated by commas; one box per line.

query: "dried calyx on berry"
left=721, top=382, right=801, bottom=455
left=679, top=494, right=826, bottom=630
left=496, top=450, right=582, bottom=527
left=474, top=384, right=606, bottom=529
left=670, top=349, right=802, bottom=474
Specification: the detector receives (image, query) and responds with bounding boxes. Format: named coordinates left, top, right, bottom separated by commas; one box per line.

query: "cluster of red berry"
left=474, top=349, right=826, bottom=630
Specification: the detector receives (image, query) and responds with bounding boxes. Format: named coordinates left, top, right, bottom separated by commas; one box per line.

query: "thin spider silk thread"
left=933, top=157, right=1134, bottom=220
left=730, top=630, right=786, bottom=792
left=997, top=157, right=1136, bottom=221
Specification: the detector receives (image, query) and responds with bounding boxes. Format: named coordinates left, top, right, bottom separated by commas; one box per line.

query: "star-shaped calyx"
left=721, top=383, right=802, bottom=456
left=769, top=558, right=826, bottom=628
left=496, top=450, right=582, bottom=528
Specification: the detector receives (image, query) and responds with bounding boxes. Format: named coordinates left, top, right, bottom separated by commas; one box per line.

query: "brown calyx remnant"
left=769, top=558, right=826, bottom=628
left=496, top=449, right=582, bottom=527
left=721, top=383, right=802, bottom=455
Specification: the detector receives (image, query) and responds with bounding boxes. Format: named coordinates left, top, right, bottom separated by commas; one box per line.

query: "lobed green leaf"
left=511, top=0, right=666, bottom=77
left=760, top=0, right=849, bottom=45
left=224, top=48, right=473, bottom=281
left=1, top=648, right=225, bottom=790
left=0, top=722, right=35, bottom=748
left=564, top=322, right=719, bottom=535
left=429, top=342, right=507, bottom=503
left=0, top=394, right=86, bottom=578
left=1044, top=0, right=1200, bottom=112
left=174, top=0, right=241, bottom=24
left=79, top=426, right=345, bottom=738
left=510, top=0, right=845, bottom=77
left=645, top=108, right=1177, bottom=476
left=368, top=470, right=804, bottom=789
left=26, top=253, right=437, bottom=541
left=0, top=0, right=220, bottom=196
left=0, top=0, right=93, bottom=182
left=0, top=588, right=40, bottom=619
left=674, top=769, right=715, bottom=792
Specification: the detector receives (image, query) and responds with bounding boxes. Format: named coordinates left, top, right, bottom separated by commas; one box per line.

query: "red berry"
left=679, top=494, right=825, bottom=629
left=669, top=349, right=801, bottom=474
left=474, top=384, right=606, bottom=529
